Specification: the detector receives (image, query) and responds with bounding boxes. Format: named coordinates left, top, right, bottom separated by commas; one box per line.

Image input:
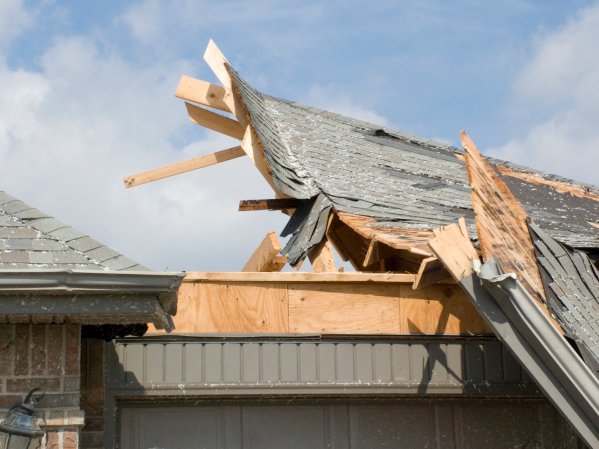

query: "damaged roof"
left=0, top=191, right=147, bottom=271
left=228, top=67, right=599, bottom=263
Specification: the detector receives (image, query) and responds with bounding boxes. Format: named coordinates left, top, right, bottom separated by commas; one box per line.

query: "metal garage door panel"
left=241, top=406, right=332, bottom=449
left=120, top=407, right=238, bottom=449
left=349, top=404, right=436, bottom=448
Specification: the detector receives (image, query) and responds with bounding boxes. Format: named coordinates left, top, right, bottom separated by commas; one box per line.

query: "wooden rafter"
left=176, top=75, right=231, bottom=113
left=185, top=102, right=244, bottom=139
left=239, top=198, right=301, bottom=211
left=242, top=231, right=286, bottom=272
left=123, top=146, right=245, bottom=188
left=308, top=240, right=337, bottom=272
left=412, top=256, right=450, bottom=289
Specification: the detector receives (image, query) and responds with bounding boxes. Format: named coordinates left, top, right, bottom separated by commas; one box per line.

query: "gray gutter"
left=459, top=260, right=599, bottom=448
left=0, top=269, right=185, bottom=332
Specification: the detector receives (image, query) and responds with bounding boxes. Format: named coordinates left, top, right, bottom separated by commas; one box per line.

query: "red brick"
left=14, top=324, right=30, bottom=375
left=7, top=377, right=60, bottom=393
left=64, top=325, right=80, bottom=376
left=46, top=430, right=59, bottom=449
left=31, top=325, right=46, bottom=375
left=46, top=326, right=64, bottom=376
left=0, top=325, right=15, bottom=376
left=62, top=430, right=78, bottom=449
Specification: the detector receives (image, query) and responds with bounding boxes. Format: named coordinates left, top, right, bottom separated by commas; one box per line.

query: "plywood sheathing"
left=461, top=132, right=546, bottom=303
left=147, top=273, right=490, bottom=335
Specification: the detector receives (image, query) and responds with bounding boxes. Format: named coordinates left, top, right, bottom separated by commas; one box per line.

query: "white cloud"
left=306, top=85, right=389, bottom=127
left=0, top=0, right=34, bottom=50
left=491, top=3, right=599, bottom=185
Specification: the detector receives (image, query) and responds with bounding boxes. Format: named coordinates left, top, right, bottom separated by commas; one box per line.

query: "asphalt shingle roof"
left=0, top=191, right=147, bottom=271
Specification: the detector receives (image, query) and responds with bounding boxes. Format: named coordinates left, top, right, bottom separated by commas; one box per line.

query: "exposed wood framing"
left=429, top=220, right=479, bottom=282
left=308, top=240, right=337, bottom=272
left=497, top=165, right=599, bottom=203
left=412, top=256, right=450, bottom=289
left=363, top=240, right=396, bottom=267
left=147, top=276, right=490, bottom=335
left=183, top=271, right=417, bottom=283
left=242, top=231, right=287, bottom=272
left=185, top=102, right=244, bottom=139
left=203, top=39, right=246, bottom=125
left=241, top=125, right=283, bottom=195
left=238, top=198, right=301, bottom=211
left=175, top=75, right=231, bottom=112
left=123, top=146, right=245, bottom=188
left=336, top=212, right=434, bottom=255
left=461, top=132, right=546, bottom=303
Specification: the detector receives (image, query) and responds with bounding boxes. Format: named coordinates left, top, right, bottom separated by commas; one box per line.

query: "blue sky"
left=1, top=0, right=598, bottom=271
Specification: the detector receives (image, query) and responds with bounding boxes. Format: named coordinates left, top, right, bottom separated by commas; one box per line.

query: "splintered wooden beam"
left=461, top=131, right=545, bottom=303
left=123, top=146, right=245, bottom=188
left=176, top=75, right=231, bottom=113
left=412, top=256, right=450, bottom=289
left=203, top=39, right=232, bottom=89
left=238, top=198, right=301, bottom=211
left=429, top=219, right=479, bottom=282
left=203, top=39, right=244, bottom=122
left=242, top=231, right=287, bottom=272
left=308, top=240, right=337, bottom=272
left=185, top=102, right=244, bottom=139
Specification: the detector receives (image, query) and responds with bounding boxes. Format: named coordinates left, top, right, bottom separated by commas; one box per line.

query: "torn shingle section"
left=529, top=222, right=599, bottom=377
left=229, top=68, right=599, bottom=255
left=0, top=190, right=148, bottom=271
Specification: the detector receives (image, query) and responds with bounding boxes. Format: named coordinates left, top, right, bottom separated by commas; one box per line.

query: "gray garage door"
left=119, top=398, right=575, bottom=449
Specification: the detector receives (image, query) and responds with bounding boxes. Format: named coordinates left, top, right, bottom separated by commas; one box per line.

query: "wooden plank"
left=185, top=102, right=244, bottom=139
left=398, top=284, right=491, bottom=334
left=288, top=283, right=400, bottom=333
left=203, top=39, right=232, bottom=89
left=362, top=240, right=397, bottom=267
left=182, top=271, right=417, bottom=283
left=123, top=146, right=245, bottom=188
left=238, top=198, right=301, bottom=211
left=241, top=125, right=282, bottom=194
left=429, top=221, right=479, bottom=282
left=242, top=231, right=286, bottom=272
left=202, top=39, right=244, bottom=121
left=461, top=131, right=545, bottom=302
left=412, top=256, right=450, bottom=289
left=308, top=240, right=337, bottom=272
left=175, top=75, right=231, bottom=112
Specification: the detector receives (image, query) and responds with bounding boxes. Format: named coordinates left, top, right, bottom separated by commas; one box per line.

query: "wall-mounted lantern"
left=0, top=389, right=45, bottom=449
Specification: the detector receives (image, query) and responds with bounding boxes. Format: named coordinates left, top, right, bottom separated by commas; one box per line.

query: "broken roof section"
left=121, top=39, right=599, bottom=445
left=228, top=67, right=599, bottom=264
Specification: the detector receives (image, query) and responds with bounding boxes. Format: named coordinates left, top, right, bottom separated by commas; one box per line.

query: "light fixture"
left=0, top=389, right=45, bottom=449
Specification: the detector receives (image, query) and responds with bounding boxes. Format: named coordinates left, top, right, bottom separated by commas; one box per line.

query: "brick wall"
left=0, top=324, right=84, bottom=449
left=79, top=338, right=105, bottom=449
